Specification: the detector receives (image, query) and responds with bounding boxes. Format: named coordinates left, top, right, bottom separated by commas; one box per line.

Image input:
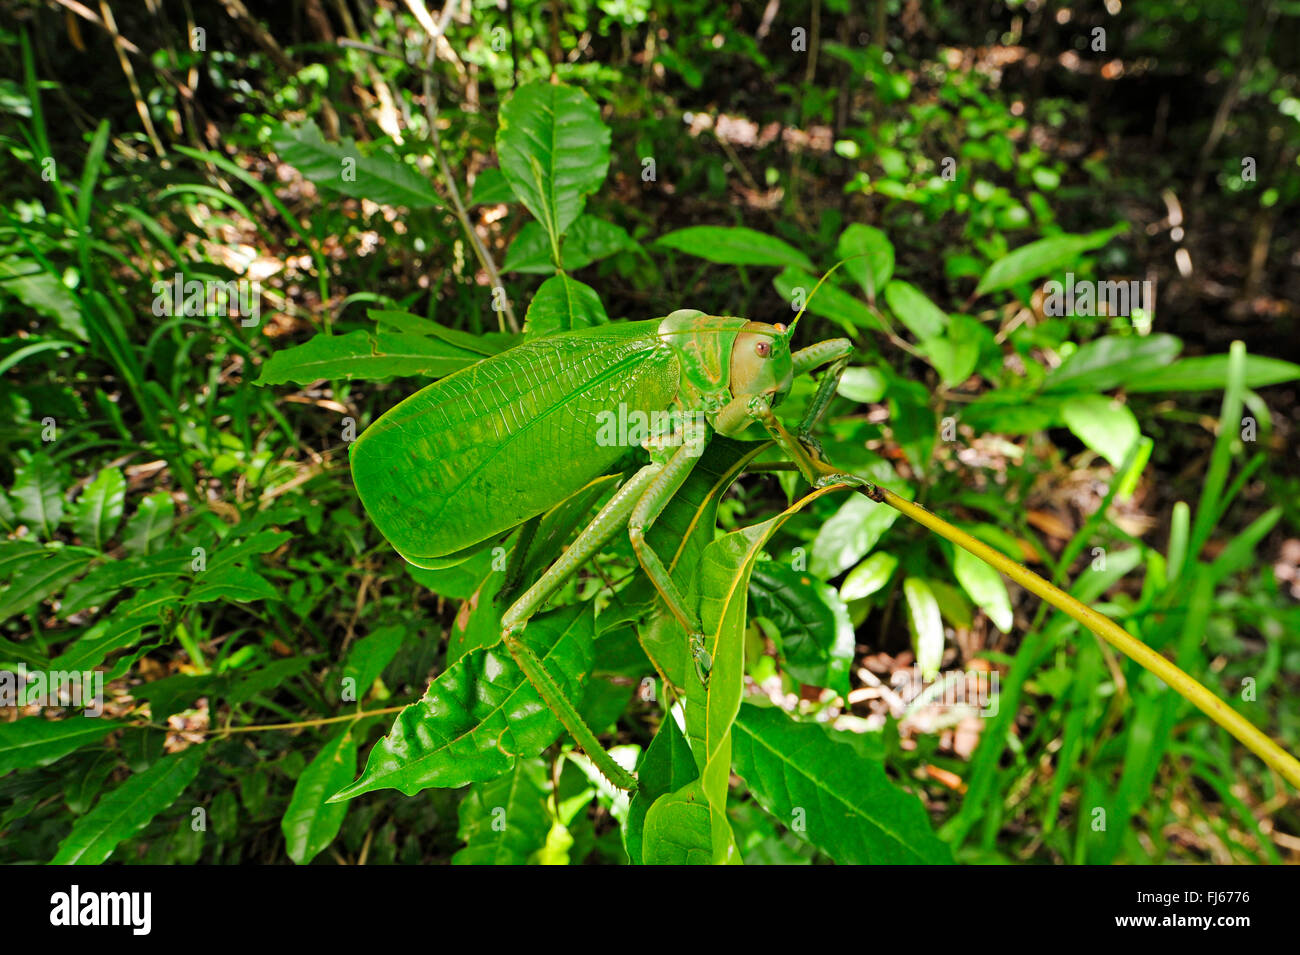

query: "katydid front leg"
left=790, top=338, right=853, bottom=464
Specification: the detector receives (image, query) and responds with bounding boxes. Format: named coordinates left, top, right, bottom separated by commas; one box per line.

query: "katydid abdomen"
left=350, top=319, right=681, bottom=567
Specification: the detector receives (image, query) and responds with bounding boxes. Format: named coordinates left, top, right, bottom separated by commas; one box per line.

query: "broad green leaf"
left=282, top=729, right=357, bottom=864
left=468, top=166, right=513, bottom=206
left=51, top=745, right=205, bottom=864
left=836, top=366, right=887, bottom=403
left=836, top=223, right=894, bottom=302
left=748, top=562, right=853, bottom=694
left=975, top=225, right=1124, bottom=296
left=1124, top=353, right=1300, bottom=393
left=903, top=577, right=944, bottom=680
left=625, top=716, right=698, bottom=865
left=62, top=549, right=190, bottom=615
left=657, top=226, right=814, bottom=271
left=732, top=704, right=952, bottom=864
left=774, top=267, right=880, bottom=333
left=0, top=256, right=85, bottom=339
left=952, top=548, right=1014, bottom=632
left=256, top=329, right=483, bottom=386
left=689, top=486, right=843, bottom=863
left=122, top=492, right=173, bottom=556
left=523, top=273, right=609, bottom=338
left=840, top=551, right=898, bottom=602
left=0, top=548, right=95, bottom=623
left=883, top=279, right=947, bottom=340
left=52, top=603, right=162, bottom=672
left=497, top=81, right=611, bottom=264
left=453, top=757, right=554, bottom=865
left=185, top=566, right=280, bottom=604
left=272, top=121, right=443, bottom=208
left=11, top=455, right=63, bottom=539
left=342, top=625, right=405, bottom=699
left=370, top=310, right=511, bottom=356
left=809, top=486, right=903, bottom=580
left=1044, top=334, right=1181, bottom=393
left=205, top=530, right=293, bottom=574
left=920, top=333, right=979, bottom=386
left=332, top=604, right=595, bottom=799
left=0, top=717, right=120, bottom=775
left=1061, top=394, right=1141, bottom=468
left=642, top=779, right=715, bottom=865
left=503, top=216, right=634, bottom=274
left=73, top=468, right=125, bottom=550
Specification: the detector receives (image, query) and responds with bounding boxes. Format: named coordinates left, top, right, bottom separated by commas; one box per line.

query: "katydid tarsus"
left=350, top=307, right=856, bottom=791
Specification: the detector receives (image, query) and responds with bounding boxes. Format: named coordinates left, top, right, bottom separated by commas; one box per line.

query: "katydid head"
left=730, top=320, right=794, bottom=408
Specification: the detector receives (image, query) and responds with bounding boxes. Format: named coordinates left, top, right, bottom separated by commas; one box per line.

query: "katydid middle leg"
left=497, top=463, right=663, bottom=791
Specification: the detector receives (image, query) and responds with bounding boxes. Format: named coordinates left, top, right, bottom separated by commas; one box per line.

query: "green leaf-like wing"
left=0, top=717, right=121, bottom=775
left=332, top=604, right=595, bottom=800
left=282, top=729, right=357, bottom=864
left=497, top=81, right=611, bottom=265
left=733, top=704, right=952, bottom=864
left=51, top=745, right=205, bottom=864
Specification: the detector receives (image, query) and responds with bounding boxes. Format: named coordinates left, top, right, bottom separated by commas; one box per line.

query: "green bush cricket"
left=349, top=307, right=856, bottom=791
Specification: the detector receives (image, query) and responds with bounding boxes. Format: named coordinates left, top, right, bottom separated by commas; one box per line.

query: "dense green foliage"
left=2, top=0, right=1299, bottom=865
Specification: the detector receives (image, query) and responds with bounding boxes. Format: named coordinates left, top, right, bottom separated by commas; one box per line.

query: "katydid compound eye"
left=755, top=340, right=771, bottom=358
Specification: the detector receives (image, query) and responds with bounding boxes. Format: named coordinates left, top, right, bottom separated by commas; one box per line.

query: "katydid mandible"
left=350, top=309, right=856, bottom=791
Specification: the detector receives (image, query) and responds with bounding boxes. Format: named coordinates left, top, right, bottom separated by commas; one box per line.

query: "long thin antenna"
left=787, top=252, right=869, bottom=338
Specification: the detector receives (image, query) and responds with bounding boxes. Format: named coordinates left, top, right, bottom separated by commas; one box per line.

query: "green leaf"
left=642, top=779, right=715, bottom=864
left=52, top=604, right=162, bottom=672
left=1061, top=394, right=1141, bottom=468
left=11, top=455, right=63, bottom=539
left=975, top=225, right=1124, bottom=296
left=497, top=81, right=611, bottom=265
left=883, top=280, right=947, bottom=340
left=185, top=566, right=280, bottom=604
left=1124, top=353, right=1300, bottom=393
left=523, top=273, right=609, bottom=337
left=657, top=226, right=814, bottom=271
left=836, top=224, right=894, bottom=302
left=332, top=604, right=594, bottom=799
left=774, top=267, right=881, bottom=333
left=468, top=166, right=513, bottom=206
left=272, top=121, right=443, bottom=208
left=951, top=548, right=1013, bottom=632
left=453, top=757, right=554, bottom=865
left=840, top=551, right=898, bottom=602
left=809, top=489, right=902, bottom=580
left=342, top=625, right=405, bottom=698
left=282, top=730, right=357, bottom=864
left=732, top=704, right=952, bottom=863
left=1044, top=334, right=1181, bottom=393
left=0, top=256, right=85, bottom=339
left=903, top=577, right=944, bottom=680
left=503, top=216, right=634, bottom=274
left=256, top=329, right=483, bottom=386
left=625, top=717, right=698, bottom=865
left=748, top=562, right=853, bottom=694
left=0, top=548, right=95, bottom=623
left=0, top=717, right=121, bottom=775
left=836, top=366, right=887, bottom=403
left=51, top=745, right=205, bottom=864
left=122, top=492, right=173, bottom=556
left=73, top=467, right=125, bottom=550
left=920, top=333, right=979, bottom=387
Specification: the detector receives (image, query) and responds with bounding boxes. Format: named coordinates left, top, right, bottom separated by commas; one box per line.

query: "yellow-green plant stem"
left=852, top=482, right=1300, bottom=791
